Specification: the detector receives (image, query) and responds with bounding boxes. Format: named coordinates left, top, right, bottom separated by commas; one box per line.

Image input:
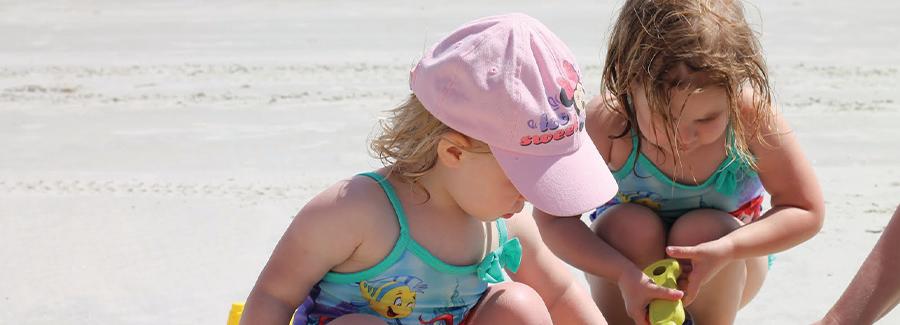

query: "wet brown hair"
left=601, top=0, right=774, bottom=170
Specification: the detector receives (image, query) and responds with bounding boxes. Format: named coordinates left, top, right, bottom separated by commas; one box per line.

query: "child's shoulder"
left=294, top=173, right=396, bottom=235
left=586, top=95, right=628, bottom=134
left=585, top=95, right=631, bottom=167
left=277, top=173, right=399, bottom=276
left=735, top=85, right=782, bottom=148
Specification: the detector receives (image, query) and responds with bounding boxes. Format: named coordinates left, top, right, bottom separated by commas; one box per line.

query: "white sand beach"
left=1, top=1, right=898, bottom=324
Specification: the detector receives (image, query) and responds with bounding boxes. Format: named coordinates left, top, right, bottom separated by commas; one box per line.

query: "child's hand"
left=617, top=267, right=684, bottom=325
left=666, top=239, right=736, bottom=306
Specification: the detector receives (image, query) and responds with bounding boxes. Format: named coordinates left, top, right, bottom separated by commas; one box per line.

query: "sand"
left=1, top=0, right=898, bottom=324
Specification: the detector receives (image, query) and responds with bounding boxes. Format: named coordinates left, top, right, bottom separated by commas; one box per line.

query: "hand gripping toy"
left=643, top=259, right=686, bottom=325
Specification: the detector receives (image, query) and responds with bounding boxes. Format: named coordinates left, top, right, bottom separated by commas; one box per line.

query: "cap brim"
left=491, top=133, right=618, bottom=216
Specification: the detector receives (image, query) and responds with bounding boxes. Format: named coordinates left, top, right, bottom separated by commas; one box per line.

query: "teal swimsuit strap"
left=497, top=218, right=509, bottom=244
left=358, top=172, right=410, bottom=232
left=619, top=126, right=752, bottom=195
left=610, top=131, right=640, bottom=178
left=325, top=172, right=505, bottom=283
left=719, top=126, right=756, bottom=172
left=322, top=172, right=413, bottom=283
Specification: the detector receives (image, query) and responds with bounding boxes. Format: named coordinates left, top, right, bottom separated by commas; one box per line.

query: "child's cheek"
left=641, top=123, right=671, bottom=147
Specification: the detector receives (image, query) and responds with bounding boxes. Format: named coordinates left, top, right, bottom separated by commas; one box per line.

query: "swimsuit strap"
left=321, top=172, right=414, bottom=283
left=358, top=172, right=410, bottom=234
left=497, top=218, right=508, bottom=244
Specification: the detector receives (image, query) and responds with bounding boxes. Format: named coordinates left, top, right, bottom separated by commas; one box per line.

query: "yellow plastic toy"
left=227, top=303, right=243, bottom=325
left=227, top=302, right=295, bottom=325
left=643, top=259, right=686, bottom=325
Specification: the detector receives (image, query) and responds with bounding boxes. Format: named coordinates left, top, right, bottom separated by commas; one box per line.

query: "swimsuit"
left=295, top=172, right=522, bottom=325
left=590, top=131, right=775, bottom=268
left=590, top=131, right=765, bottom=228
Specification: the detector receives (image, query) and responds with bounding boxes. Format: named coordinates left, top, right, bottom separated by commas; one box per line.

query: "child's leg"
left=465, top=282, right=552, bottom=325
left=741, top=253, right=768, bottom=308
left=667, top=209, right=767, bottom=324
left=586, top=203, right=667, bottom=324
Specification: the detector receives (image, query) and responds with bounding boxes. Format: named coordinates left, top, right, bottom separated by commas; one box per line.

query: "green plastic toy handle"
left=643, top=259, right=686, bottom=325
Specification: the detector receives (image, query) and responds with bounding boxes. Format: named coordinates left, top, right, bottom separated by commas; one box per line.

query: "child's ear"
left=436, top=132, right=472, bottom=168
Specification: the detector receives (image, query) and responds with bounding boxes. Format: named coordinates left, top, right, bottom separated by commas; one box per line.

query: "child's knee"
left=668, top=209, right=741, bottom=246
left=593, top=203, right=666, bottom=246
left=494, top=282, right=545, bottom=309
left=592, top=204, right=667, bottom=265
left=483, top=282, right=551, bottom=323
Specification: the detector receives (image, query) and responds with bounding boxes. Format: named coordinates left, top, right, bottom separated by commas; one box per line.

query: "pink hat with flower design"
left=410, top=13, right=617, bottom=216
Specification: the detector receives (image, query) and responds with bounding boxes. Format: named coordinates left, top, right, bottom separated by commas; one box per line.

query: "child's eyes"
left=697, top=113, right=723, bottom=123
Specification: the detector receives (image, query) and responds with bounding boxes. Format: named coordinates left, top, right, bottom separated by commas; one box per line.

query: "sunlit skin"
left=634, top=88, right=729, bottom=155
left=814, top=206, right=900, bottom=325
left=624, top=63, right=741, bottom=189
left=632, top=64, right=731, bottom=158
left=423, top=132, right=527, bottom=222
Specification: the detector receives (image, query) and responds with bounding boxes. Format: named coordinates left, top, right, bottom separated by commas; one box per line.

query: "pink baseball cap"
left=409, top=13, right=617, bottom=216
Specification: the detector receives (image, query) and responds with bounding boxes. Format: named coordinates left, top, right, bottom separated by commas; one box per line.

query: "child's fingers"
left=649, top=282, right=684, bottom=300
left=629, top=306, right=650, bottom=325
left=666, top=246, right=696, bottom=259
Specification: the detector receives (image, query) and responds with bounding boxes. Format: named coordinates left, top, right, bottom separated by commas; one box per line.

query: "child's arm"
left=534, top=97, right=639, bottom=284
left=506, top=211, right=606, bottom=325
left=724, top=111, right=825, bottom=255
left=667, top=108, right=826, bottom=304
left=241, top=179, right=375, bottom=325
left=816, top=205, right=900, bottom=325
left=528, top=97, right=681, bottom=324
left=533, top=210, right=683, bottom=324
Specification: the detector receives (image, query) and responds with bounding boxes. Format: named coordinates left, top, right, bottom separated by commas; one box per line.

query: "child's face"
left=442, top=139, right=525, bottom=222
left=630, top=66, right=730, bottom=153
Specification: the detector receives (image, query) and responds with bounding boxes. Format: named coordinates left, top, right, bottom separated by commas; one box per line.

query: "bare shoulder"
left=736, top=86, right=792, bottom=166
left=737, top=88, right=823, bottom=213
left=286, top=173, right=394, bottom=259
left=585, top=94, right=628, bottom=159
left=737, top=86, right=786, bottom=144
left=294, top=174, right=391, bottom=233
left=246, top=174, right=396, bottom=306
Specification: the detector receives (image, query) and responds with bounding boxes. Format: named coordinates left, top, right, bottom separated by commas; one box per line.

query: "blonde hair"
left=370, top=94, right=459, bottom=188
left=602, top=0, right=774, bottom=170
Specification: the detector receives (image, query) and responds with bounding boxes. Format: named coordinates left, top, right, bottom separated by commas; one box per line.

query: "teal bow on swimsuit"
left=477, top=237, right=522, bottom=283
left=714, top=158, right=744, bottom=196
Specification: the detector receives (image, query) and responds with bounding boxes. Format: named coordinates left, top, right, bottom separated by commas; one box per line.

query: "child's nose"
left=678, top=126, right=698, bottom=145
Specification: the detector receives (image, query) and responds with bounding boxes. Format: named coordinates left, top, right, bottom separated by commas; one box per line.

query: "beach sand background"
left=1, top=1, right=898, bottom=324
